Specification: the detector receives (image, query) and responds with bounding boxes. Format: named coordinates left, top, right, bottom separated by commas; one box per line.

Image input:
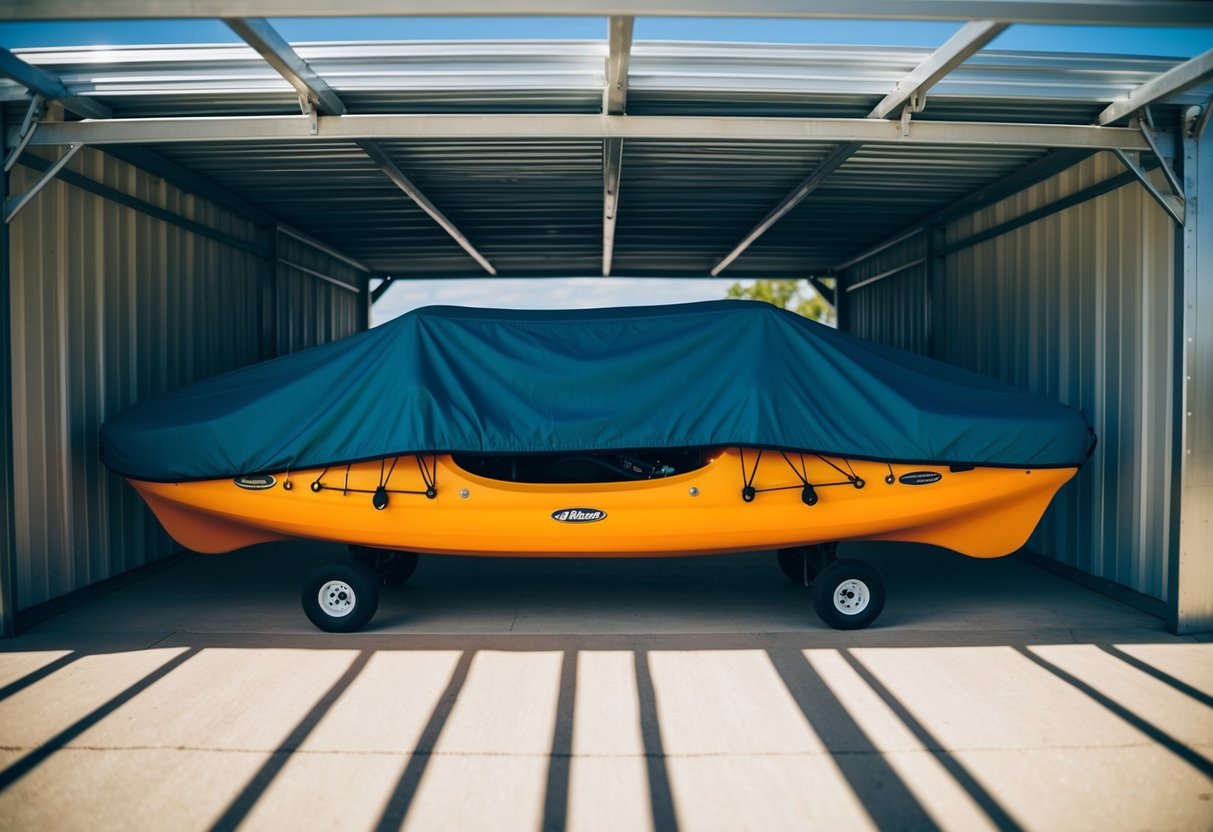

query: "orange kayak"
left=131, top=447, right=1076, bottom=560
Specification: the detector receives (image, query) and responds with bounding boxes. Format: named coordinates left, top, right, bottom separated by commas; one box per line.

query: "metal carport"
left=0, top=1, right=1210, bottom=639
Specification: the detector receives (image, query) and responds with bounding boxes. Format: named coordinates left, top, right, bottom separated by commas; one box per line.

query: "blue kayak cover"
left=100, top=300, right=1092, bottom=482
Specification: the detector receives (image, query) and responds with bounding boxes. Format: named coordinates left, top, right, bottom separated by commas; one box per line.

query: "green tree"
left=725, top=278, right=834, bottom=324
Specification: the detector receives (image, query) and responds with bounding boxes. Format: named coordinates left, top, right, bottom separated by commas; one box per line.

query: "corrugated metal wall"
left=840, top=235, right=929, bottom=355
left=842, top=152, right=1175, bottom=601
left=274, top=230, right=367, bottom=356
left=8, top=147, right=365, bottom=611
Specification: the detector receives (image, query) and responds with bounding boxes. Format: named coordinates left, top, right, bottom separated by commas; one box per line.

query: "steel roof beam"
left=0, top=47, right=111, bottom=120
left=6, top=1, right=1211, bottom=26
left=1099, top=47, right=1213, bottom=126
left=1112, top=148, right=1184, bottom=225
left=604, top=16, right=633, bottom=116
left=712, top=20, right=1007, bottom=275
left=711, top=142, right=860, bottom=276
left=602, top=16, right=633, bottom=277
left=807, top=275, right=835, bottom=306
left=868, top=21, right=1009, bottom=120
left=223, top=18, right=346, bottom=116
left=4, top=143, right=81, bottom=222
left=370, top=275, right=397, bottom=303
left=20, top=114, right=1152, bottom=151
left=357, top=140, right=496, bottom=276
left=602, top=137, right=624, bottom=276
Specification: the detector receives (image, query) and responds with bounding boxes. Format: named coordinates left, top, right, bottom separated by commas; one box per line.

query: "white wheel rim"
left=318, top=580, right=356, bottom=618
left=832, top=579, right=870, bottom=615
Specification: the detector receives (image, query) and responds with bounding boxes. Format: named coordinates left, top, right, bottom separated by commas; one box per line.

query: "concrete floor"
left=0, top=541, right=1211, bottom=831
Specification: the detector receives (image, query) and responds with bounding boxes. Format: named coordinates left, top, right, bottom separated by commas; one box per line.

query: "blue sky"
left=2, top=16, right=1208, bottom=323
left=2, top=16, right=1209, bottom=56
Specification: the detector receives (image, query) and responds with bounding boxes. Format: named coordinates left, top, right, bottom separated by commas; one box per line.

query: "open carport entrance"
left=0, top=3, right=1210, bottom=637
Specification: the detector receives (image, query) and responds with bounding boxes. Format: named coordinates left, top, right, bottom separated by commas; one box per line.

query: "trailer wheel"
left=776, top=542, right=838, bottom=585
left=812, top=559, right=885, bottom=630
left=301, top=558, right=380, bottom=633
left=350, top=545, right=419, bottom=586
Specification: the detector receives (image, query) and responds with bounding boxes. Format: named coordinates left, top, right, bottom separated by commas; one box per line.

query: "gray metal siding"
left=844, top=153, right=1175, bottom=600
left=7, top=148, right=364, bottom=611
left=274, top=230, right=366, bottom=355
left=840, top=234, right=929, bottom=355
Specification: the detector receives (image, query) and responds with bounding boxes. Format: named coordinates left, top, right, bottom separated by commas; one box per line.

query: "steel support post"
left=359, top=273, right=372, bottom=332
left=1170, top=106, right=1213, bottom=633
left=0, top=108, right=16, bottom=637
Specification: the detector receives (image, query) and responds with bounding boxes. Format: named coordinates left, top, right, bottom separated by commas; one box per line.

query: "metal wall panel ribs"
left=842, top=153, right=1175, bottom=602
left=7, top=147, right=363, bottom=611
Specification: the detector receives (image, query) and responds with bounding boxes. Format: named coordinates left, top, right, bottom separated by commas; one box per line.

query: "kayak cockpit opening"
left=451, top=448, right=717, bottom=484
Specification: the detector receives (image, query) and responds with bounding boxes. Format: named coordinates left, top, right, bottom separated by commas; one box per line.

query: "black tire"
left=812, top=558, right=885, bottom=630
left=776, top=542, right=838, bottom=585
left=350, top=546, right=420, bottom=587
left=301, top=558, right=380, bottom=633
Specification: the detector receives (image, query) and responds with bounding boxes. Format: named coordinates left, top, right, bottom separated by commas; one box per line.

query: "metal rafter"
left=1099, top=47, right=1213, bottom=126
left=711, top=142, right=860, bottom=276
left=357, top=140, right=496, bottom=276
left=3, top=93, right=44, bottom=173
left=5, top=1, right=1212, bottom=25
left=868, top=20, right=1009, bottom=120
left=602, top=16, right=633, bottom=277
left=807, top=275, right=835, bottom=306
left=1112, top=148, right=1185, bottom=225
left=370, top=275, right=397, bottom=303
left=711, top=20, right=1008, bottom=276
left=605, top=16, right=633, bottom=116
left=602, top=137, right=624, bottom=276
left=0, top=47, right=111, bottom=120
left=19, top=114, right=1152, bottom=150
left=4, top=143, right=81, bottom=222
left=223, top=18, right=346, bottom=116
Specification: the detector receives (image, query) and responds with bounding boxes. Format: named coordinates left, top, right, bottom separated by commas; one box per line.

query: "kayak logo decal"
left=898, top=471, right=942, bottom=486
left=552, top=508, right=607, bottom=523
left=234, top=474, right=276, bottom=490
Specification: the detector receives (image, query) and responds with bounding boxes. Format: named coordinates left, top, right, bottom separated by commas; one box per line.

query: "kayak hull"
left=130, top=448, right=1076, bottom=559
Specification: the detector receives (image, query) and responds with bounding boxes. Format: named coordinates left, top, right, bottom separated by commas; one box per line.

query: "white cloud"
left=371, top=277, right=747, bottom=326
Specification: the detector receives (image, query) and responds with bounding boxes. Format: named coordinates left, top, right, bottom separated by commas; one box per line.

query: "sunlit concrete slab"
left=802, top=648, right=1005, bottom=831
left=0, top=647, right=192, bottom=750
left=0, top=649, right=71, bottom=689
left=240, top=753, right=407, bottom=832
left=1029, top=643, right=1213, bottom=745
left=301, top=650, right=465, bottom=753
left=0, top=748, right=268, bottom=831
left=0, top=540, right=1210, bottom=831
left=240, top=651, right=465, bottom=830
left=665, top=756, right=876, bottom=831
left=70, top=648, right=360, bottom=751
left=955, top=747, right=1213, bottom=831
left=395, top=651, right=564, bottom=830
left=650, top=650, right=823, bottom=755
left=848, top=645, right=1213, bottom=829
left=568, top=757, right=654, bottom=832
left=568, top=651, right=653, bottom=832
left=1113, top=642, right=1213, bottom=696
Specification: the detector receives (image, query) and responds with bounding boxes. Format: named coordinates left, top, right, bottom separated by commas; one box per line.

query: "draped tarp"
left=100, top=300, right=1092, bottom=482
